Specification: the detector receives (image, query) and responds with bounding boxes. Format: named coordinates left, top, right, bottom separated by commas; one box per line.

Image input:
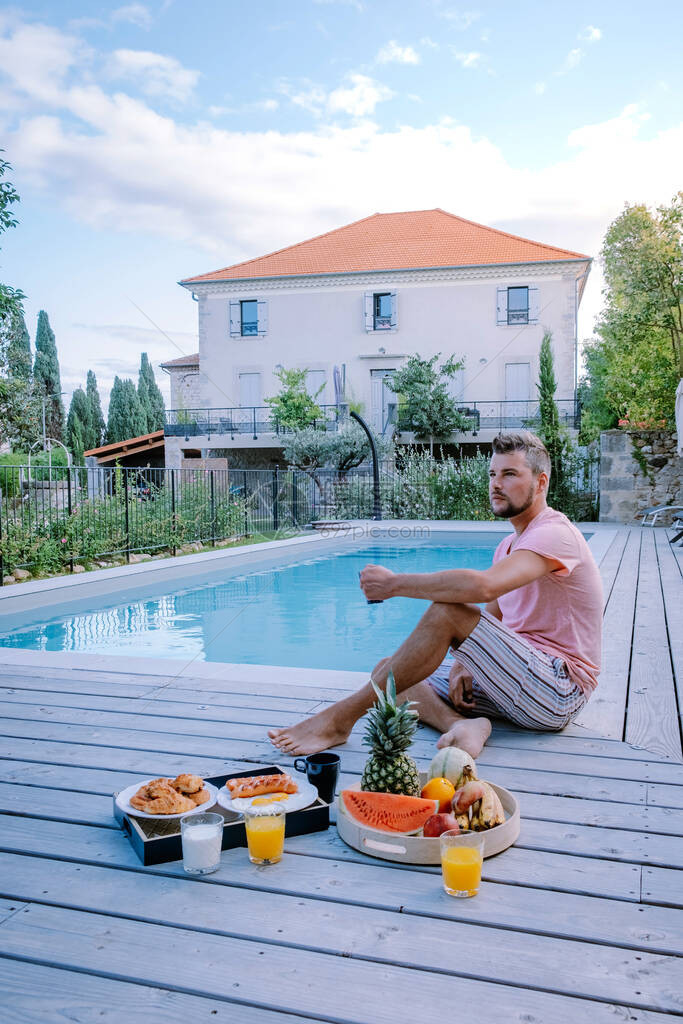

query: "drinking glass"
left=440, top=829, right=485, bottom=897
left=244, top=805, right=286, bottom=865
left=180, top=812, right=223, bottom=875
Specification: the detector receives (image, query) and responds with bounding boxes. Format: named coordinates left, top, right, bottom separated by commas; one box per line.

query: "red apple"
left=422, top=813, right=460, bottom=838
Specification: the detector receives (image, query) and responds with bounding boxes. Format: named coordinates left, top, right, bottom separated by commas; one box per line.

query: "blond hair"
left=491, top=431, right=551, bottom=479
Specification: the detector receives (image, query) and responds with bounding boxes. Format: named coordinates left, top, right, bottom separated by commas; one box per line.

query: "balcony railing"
left=396, top=399, right=580, bottom=435
left=164, top=404, right=349, bottom=439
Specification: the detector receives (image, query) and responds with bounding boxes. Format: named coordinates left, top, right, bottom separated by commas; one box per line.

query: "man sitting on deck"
left=269, top=431, right=602, bottom=759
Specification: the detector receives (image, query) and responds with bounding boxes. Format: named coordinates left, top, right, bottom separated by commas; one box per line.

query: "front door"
left=370, top=369, right=396, bottom=434
left=238, top=372, right=262, bottom=430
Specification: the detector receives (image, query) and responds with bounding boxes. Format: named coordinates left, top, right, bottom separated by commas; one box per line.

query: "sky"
left=1, top=0, right=682, bottom=416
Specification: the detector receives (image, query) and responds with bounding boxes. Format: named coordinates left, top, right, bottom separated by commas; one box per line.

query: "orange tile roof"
left=159, top=352, right=199, bottom=368
left=182, top=209, right=589, bottom=284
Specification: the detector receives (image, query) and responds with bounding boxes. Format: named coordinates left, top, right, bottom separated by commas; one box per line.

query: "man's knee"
left=427, top=601, right=481, bottom=639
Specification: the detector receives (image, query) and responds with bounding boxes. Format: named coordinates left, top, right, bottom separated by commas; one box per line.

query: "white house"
left=163, top=209, right=591, bottom=469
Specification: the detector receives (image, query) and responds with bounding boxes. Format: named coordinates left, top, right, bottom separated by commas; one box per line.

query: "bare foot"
left=268, top=706, right=353, bottom=756
left=436, top=716, right=491, bottom=759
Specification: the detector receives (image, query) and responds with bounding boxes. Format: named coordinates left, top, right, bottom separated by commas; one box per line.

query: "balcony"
left=164, top=404, right=349, bottom=440
left=396, top=399, right=580, bottom=436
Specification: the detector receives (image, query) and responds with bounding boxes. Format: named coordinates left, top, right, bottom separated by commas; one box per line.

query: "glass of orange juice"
left=243, top=805, right=286, bottom=865
left=440, top=830, right=485, bottom=897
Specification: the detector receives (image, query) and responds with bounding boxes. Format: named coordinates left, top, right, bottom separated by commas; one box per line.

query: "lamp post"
left=350, top=410, right=382, bottom=521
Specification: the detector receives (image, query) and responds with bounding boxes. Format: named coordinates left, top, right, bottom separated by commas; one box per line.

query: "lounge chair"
left=640, top=504, right=683, bottom=526
left=670, top=511, right=683, bottom=546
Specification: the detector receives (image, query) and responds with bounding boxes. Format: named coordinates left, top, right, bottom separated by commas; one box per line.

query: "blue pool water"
left=0, top=535, right=502, bottom=671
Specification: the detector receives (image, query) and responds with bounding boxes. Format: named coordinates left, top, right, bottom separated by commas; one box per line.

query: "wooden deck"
left=1, top=525, right=682, bottom=1022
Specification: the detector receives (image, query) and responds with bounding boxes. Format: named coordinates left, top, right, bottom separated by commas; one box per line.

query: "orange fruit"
left=420, top=776, right=456, bottom=813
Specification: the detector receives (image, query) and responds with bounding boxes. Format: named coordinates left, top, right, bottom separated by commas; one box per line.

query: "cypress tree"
left=66, top=387, right=90, bottom=462
left=86, top=369, right=106, bottom=448
left=107, top=376, right=147, bottom=442
left=6, top=307, right=31, bottom=379
left=138, top=352, right=165, bottom=432
left=536, top=331, right=566, bottom=505
left=33, top=310, right=64, bottom=440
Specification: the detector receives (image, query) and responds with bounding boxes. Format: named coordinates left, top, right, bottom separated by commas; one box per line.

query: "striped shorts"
left=424, top=610, right=587, bottom=731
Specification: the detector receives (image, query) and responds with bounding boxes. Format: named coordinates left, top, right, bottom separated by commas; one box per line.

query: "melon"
left=341, top=790, right=437, bottom=834
left=428, top=747, right=477, bottom=789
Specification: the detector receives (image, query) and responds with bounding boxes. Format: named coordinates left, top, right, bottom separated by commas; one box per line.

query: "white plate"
left=216, top=776, right=318, bottom=814
left=116, top=780, right=219, bottom=820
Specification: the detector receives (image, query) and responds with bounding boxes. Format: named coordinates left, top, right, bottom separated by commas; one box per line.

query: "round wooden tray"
left=337, top=777, right=520, bottom=865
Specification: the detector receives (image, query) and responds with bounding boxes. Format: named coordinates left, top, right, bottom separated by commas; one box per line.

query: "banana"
left=455, top=813, right=470, bottom=832
left=477, top=781, right=505, bottom=829
left=455, top=763, right=478, bottom=789
left=451, top=780, right=485, bottom=813
left=469, top=799, right=482, bottom=830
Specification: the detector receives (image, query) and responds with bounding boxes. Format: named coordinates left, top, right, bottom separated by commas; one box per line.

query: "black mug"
left=294, top=752, right=340, bottom=804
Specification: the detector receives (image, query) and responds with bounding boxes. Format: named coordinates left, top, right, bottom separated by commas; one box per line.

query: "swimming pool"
left=0, top=533, right=503, bottom=671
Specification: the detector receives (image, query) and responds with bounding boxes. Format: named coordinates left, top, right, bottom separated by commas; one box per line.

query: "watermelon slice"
left=341, top=790, right=438, bottom=834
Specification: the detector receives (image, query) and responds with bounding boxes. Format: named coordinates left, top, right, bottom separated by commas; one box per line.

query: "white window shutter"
left=363, top=292, right=374, bottom=332
left=528, top=286, right=540, bottom=323
left=496, top=287, right=507, bottom=325
left=257, top=299, right=268, bottom=335
left=390, top=291, right=398, bottom=329
left=229, top=300, right=241, bottom=337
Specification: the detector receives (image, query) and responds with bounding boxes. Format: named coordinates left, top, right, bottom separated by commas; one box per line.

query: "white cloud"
left=280, top=73, right=394, bottom=118
left=435, top=7, right=480, bottom=29
left=111, top=5, right=154, bottom=29
left=328, top=74, right=394, bottom=117
left=4, top=17, right=683, bottom=345
left=376, top=40, right=420, bottom=65
left=579, top=25, right=602, bottom=43
left=558, top=47, right=584, bottom=73
left=107, top=49, right=200, bottom=102
left=534, top=82, right=546, bottom=95
left=453, top=50, right=483, bottom=68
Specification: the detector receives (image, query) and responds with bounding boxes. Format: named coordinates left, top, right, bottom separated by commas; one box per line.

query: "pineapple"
left=360, top=672, right=420, bottom=796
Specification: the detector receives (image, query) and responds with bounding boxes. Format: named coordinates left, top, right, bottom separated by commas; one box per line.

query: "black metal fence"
left=0, top=450, right=599, bottom=581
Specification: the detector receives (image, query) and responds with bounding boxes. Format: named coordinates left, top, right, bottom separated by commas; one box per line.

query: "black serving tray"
left=113, top=764, right=330, bottom=866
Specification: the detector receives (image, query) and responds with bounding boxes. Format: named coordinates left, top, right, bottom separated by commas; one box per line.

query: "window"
left=374, top=293, right=392, bottom=330
left=507, top=287, right=529, bottom=325
left=364, top=291, right=397, bottom=331
left=496, top=286, right=539, bottom=326
left=229, top=299, right=268, bottom=337
left=240, top=300, right=258, bottom=336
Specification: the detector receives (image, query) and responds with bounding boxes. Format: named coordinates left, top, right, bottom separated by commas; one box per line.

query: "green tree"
left=536, top=331, right=571, bottom=505
left=0, top=151, right=24, bottom=322
left=326, top=425, right=393, bottom=479
left=6, top=307, right=31, bottom=379
left=387, top=353, right=468, bottom=456
left=265, top=367, right=324, bottom=431
left=33, top=310, right=65, bottom=441
left=86, top=369, right=106, bottom=448
left=582, top=195, right=682, bottom=429
left=66, top=387, right=90, bottom=463
left=577, top=338, right=619, bottom=443
left=107, top=376, right=147, bottom=442
left=138, top=352, right=165, bottom=432
left=0, top=317, right=40, bottom=449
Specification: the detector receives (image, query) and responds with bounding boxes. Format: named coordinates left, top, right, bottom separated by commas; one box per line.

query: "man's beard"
left=490, top=485, right=536, bottom=519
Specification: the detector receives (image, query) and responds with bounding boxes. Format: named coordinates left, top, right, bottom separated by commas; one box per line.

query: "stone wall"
left=599, top=429, right=682, bottom=523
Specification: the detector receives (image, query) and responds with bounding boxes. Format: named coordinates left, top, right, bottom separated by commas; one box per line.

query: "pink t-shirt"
left=493, top=507, right=603, bottom=695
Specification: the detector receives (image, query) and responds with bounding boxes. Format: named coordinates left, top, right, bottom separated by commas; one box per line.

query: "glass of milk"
left=180, top=812, right=223, bottom=874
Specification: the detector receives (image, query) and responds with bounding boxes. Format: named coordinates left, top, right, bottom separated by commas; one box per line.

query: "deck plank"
left=0, top=959, right=306, bottom=1024
left=626, top=530, right=682, bottom=760
left=654, top=529, right=683, bottom=739
left=0, top=902, right=679, bottom=1023
left=574, top=528, right=639, bottom=738
left=1, top=851, right=679, bottom=1013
